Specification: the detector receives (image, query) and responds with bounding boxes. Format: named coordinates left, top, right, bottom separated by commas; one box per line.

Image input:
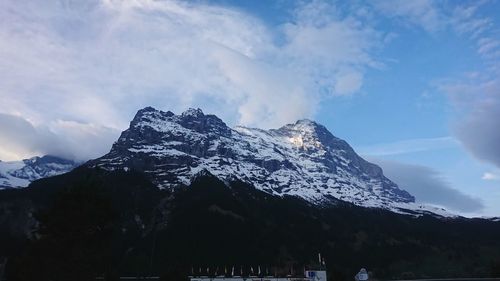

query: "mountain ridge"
left=0, top=155, right=78, bottom=189
left=88, top=106, right=449, bottom=216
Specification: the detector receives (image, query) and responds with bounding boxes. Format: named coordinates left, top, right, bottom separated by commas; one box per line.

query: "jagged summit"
left=87, top=106, right=448, bottom=215
left=290, top=118, right=322, bottom=128
left=181, top=107, right=204, bottom=117
left=128, top=106, right=231, bottom=138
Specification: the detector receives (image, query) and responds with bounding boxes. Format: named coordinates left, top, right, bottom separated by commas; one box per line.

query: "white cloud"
left=334, top=72, right=363, bottom=96
left=0, top=0, right=382, bottom=160
left=482, top=172, right=500, bottom=181
left=0, top=113, right=118, bottom=161
left=281, top=2, right=381, bottom=96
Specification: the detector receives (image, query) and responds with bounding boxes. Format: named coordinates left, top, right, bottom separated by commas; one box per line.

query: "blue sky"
left=0, top=0, right=499, bottom=216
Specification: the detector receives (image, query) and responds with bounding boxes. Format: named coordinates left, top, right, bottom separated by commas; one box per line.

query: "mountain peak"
left=181, top=108, right=204, bottom=118
left=295, top=118, right=318, bottom=126
left=276, top=118, right=328, bottom=134
left=138, top=106, right=157, bottom=113
left=131, top=106, right=173, bottom=126
left=270, top=119, right=341, bottom=152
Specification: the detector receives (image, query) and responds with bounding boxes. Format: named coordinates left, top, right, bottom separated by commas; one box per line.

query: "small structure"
left=190, top=269, right=327, bottom=281
left=354, top=268, right=368, bottom=281
left=305, top=270, right=327, bottom=281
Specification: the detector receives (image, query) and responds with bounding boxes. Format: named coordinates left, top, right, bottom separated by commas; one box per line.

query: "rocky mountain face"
left=0, top=155, right=78, bottom=189
left=88, top=107, right=443, bottom=215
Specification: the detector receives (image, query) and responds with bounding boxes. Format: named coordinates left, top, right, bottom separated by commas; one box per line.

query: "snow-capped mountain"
left=88, top=107, right=448, bottom=215
left=0, top=155, right=78, bottom=189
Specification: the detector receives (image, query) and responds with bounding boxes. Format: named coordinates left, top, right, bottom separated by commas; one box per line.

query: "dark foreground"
left=1, top=168, right=500, bottom=281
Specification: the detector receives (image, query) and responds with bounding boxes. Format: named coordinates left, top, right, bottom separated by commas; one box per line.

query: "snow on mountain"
left=88, top=107, right=452, bottom=216
left=0, top=155, right=78, bottom=189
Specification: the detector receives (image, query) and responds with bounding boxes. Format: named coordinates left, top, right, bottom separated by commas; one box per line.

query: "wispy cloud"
left=372, top=1, right=500, bottom=60
left=477, top=37, right=500, bottom=59
left=0, top=0, right=384, bottom=160
left=482, top=172, right=500, bottom=181
left=356, top=137, right=459, bottom=156
left=371, top=0, right=445, bottom=32
left=372, top=159, right=484, bottom=213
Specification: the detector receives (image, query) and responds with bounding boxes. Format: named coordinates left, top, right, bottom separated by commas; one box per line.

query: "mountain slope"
left=0, top=155, right=78, bottom=189
left=89, top=107, right=443, bottom=214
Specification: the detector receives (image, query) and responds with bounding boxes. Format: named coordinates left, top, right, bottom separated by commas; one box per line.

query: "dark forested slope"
left=1, top=168, right=500, bottom=281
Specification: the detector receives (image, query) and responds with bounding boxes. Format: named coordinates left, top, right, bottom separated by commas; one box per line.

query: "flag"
left=258, top=266, right=261, bottom=275
left=251, top=266, right=254, bottom=274
left=231, top=266, right=234, bottom=276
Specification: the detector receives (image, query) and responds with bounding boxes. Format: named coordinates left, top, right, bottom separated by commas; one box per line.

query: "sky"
left=0, top=0, right=499, bottom=217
